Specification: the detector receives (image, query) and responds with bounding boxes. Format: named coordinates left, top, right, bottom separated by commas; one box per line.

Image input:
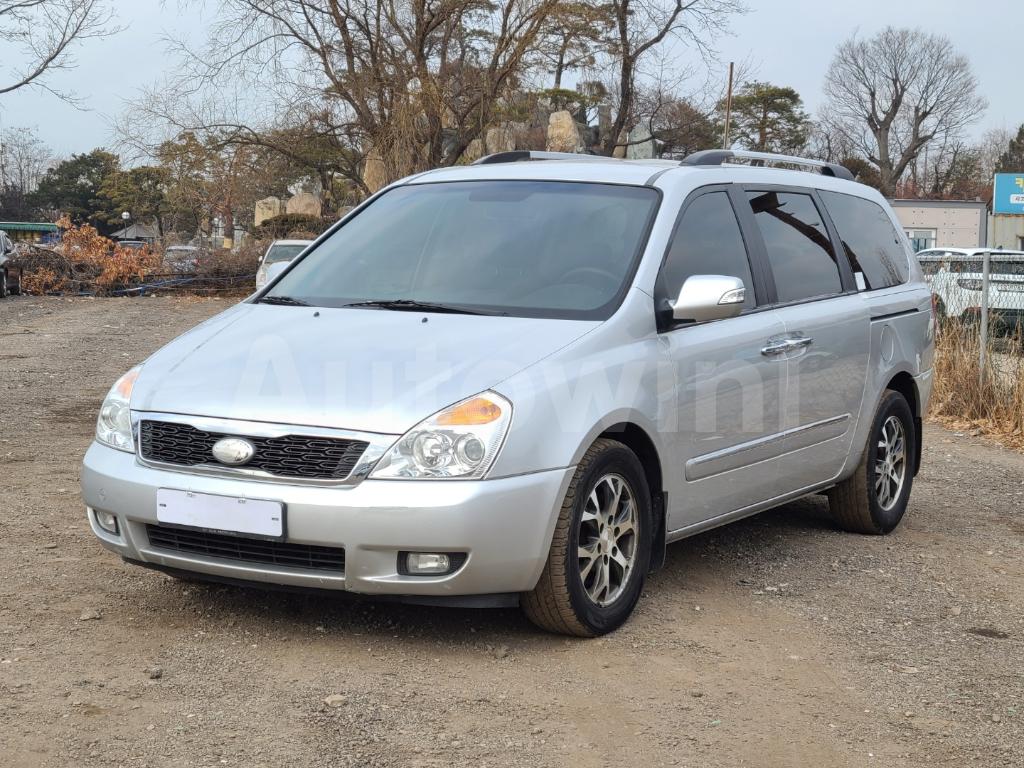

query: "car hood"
left=132, top=303, right=597, bottom=434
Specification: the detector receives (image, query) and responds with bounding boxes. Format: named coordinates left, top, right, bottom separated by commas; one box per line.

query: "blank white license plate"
left=156, top=489, right=284, bottom=539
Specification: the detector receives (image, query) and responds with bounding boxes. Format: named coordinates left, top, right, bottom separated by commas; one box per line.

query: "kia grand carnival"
left=82, top=149, right=934, bottom=636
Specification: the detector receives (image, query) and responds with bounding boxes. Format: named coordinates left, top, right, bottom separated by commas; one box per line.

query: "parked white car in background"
left=917, top=248, right=1024, bottom=328
left=162, top=245, right=202, bottom=274
left=0, top=230, right=23, bottom=298
left=256, top=239, right=313, bottom=289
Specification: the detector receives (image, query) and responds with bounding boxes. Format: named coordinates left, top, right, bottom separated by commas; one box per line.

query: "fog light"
left=404, top=552, right=451, bottom=575
left=94, top=509, right=119, bottom=535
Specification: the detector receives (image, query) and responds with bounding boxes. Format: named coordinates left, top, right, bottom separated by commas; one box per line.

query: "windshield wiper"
left=342, top=299, right=501, bottom=316
left=257, top=295, right=310, bottom=306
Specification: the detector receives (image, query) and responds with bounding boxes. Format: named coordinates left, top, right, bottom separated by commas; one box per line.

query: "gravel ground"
left=1, top=295, right=1022, bottom=768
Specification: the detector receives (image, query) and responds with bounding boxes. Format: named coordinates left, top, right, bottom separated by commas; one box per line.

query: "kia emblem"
left=211, top=437, right=256, bottom=466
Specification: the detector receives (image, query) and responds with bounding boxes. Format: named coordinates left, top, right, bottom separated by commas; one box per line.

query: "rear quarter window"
left=819, top=191, right=909, bottom=290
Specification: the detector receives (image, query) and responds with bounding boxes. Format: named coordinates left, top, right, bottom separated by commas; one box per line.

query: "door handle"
left=761, top=340, right=790, bottom=356
left=785, top=335, right=814, bottom=350
left=761, top=336, right=814, bottom=356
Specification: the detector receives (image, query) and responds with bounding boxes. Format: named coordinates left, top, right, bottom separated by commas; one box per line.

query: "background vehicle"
left=117, top=240, right=149, bottom=251
left=917, top=248, right=1024, bottom=328
left=0, top=230, right=23, bottom=298
left=162, top=244, right=202, bottom=274
left=82, top=150, right=934, bottom=637
left=255, top=239, right=313, bottom=289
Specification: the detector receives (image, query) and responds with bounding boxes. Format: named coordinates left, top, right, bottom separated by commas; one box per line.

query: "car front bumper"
left=82, top=442, right=572, bottom=598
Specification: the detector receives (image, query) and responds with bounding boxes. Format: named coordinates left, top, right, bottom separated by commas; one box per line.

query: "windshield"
left=265, top=244, right=308, bottom=264
left=264, top=180, right=660, bottom=319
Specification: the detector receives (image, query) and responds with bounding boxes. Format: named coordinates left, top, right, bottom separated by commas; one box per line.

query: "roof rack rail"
left=473, top=150, right=604, bottom=165
left=681, top=149, right=855, bottom=181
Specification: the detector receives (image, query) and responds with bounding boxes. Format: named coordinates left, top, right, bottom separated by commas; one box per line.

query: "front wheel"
left=522, top=438, right=652, bottom=636
left=828, top=390, right=916, bottom=534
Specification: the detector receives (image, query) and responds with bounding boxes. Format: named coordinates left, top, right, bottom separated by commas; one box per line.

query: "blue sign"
left=993, top=173, right=1024, bottom=215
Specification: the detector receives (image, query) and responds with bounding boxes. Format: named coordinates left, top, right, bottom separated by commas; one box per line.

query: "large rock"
left=626, top=126, right=655, bottom=160
left=486, top=125, right=517, bottom=154
left=463, top=138, right=485, bottom=163
left=254, top=196, right=281, bottom=227
left=546, top=111, right=581, bottom=153
left=286, top=192, right=322, bottom=218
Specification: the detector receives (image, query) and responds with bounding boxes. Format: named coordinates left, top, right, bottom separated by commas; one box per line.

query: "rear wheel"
left=8, top=269, right=20, bottom=296
left=828, top=390, right=916, bottom=534
left=0, top=269, right=8, bottom=299
left=522, top=438, right=652, bottom=637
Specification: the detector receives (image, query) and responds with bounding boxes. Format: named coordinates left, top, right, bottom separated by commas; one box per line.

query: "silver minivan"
left=82, top=150, right=934, bottom=636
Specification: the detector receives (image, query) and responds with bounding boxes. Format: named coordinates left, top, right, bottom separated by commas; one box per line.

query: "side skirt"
left=665, top=478, right=837, bottom=544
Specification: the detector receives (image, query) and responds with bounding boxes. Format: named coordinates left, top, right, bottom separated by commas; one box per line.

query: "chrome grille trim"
left=132, top=411, right=397, bottom=487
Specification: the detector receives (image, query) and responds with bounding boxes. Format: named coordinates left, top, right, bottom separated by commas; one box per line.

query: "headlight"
left=96, top=366, right=142, bottom=452
left=369, top=392, right=512, bottom=479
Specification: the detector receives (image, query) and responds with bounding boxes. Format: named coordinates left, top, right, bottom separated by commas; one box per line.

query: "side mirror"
left=672, top=274, right=746, bottom=323
left=265, top=261, right=290, bottom=285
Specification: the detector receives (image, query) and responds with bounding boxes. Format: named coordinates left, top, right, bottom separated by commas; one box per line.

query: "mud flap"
left=912, top=416, right=923, bottom=476
left=649, top=491, right=667, bottom=572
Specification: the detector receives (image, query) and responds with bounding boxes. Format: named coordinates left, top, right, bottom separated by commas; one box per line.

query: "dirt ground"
left=1, top=296, right=1022, bottom=768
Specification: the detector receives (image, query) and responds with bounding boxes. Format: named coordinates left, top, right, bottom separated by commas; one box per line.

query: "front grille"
left=146, top=524, right=345, bottom=571
left=139, top=420, right=368, bottom=480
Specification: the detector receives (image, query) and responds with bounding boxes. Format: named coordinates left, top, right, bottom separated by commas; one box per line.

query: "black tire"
left=827, top=390, right=916, bottom=535
left=522, top=438, right=652, bottom=637
left=8, top=269, right=20, bottom=296
left=0, top=269, right=8, bottom=299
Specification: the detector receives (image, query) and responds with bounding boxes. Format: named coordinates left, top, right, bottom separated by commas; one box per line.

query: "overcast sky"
left=1, top=0, right=1020, bottom=158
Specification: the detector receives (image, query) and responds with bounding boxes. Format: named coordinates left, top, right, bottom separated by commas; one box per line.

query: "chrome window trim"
left=132, top=411, right=398, bottom=487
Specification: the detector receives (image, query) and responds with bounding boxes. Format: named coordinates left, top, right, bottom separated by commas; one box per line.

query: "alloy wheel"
left=874, top=415, right=907, bottom=511
left=577, top=473, right=638, bottom=607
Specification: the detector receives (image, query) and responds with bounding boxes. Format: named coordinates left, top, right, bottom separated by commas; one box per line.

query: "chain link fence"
left=922, top=249, right=1024, bottom=445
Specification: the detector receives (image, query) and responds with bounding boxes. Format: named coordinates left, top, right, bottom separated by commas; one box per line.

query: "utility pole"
left=0, top=110, right=6, bottom=192
left=722, top=62, right=734, bottom=150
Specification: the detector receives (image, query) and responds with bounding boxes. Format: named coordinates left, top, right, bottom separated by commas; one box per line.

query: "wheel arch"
left=884, top=370, right=923, bottom=477
left=586, top=419, right=667, bottom=572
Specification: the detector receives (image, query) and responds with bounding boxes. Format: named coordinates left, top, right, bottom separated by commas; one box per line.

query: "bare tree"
left=170, top=0, right=560, bottom=188
left=0, top=124, right=52, bottom=218
left=0, top=124, right=52, bottom=191
left=823, top=27, right=986, bottom=196
left=595, top=0, right=743, bottom=156
left=0, top=0, right=117, bottom=100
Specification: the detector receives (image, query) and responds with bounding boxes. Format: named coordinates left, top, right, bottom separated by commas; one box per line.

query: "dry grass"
left=930, top=319, right=1024, bottom=449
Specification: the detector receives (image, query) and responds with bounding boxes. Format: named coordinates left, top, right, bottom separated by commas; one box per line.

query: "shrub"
left=195, top=242, right=264, bottom=278
left=14, top=217, right=158, bottom=295
left=931, top=319, right=1024, bottom=447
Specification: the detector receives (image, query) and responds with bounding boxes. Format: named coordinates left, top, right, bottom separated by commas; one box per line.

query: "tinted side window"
left=819, top=191, right=909, bottom=289
left=746, top=191, right=842, bottom=302
left=661, top=192, right=755, bottom=310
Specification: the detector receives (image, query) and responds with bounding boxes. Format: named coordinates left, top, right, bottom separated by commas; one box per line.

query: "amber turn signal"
left=435, top=396, right=502, bottom=425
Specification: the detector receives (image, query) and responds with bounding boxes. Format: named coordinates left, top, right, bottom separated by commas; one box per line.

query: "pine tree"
left=995, top=125, right=1024, bottom=174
